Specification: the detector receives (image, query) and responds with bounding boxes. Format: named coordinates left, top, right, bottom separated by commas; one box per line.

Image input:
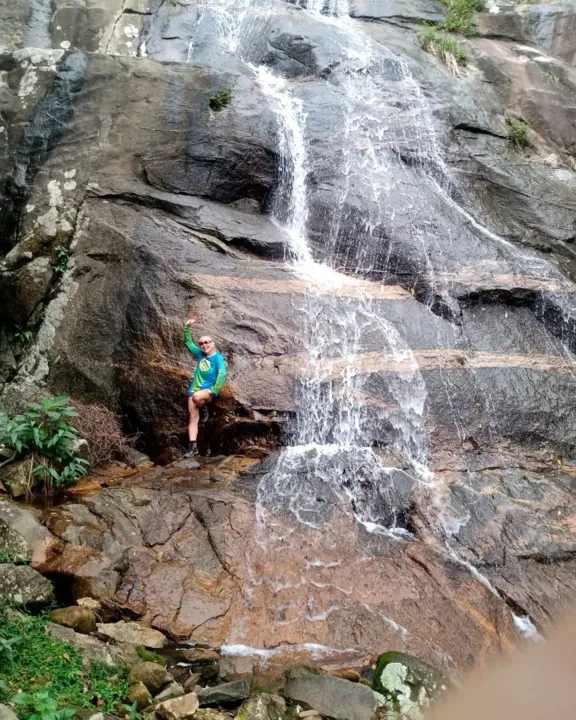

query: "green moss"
left=418, top=25, right=467, bottom=67
left=440, top=0, right=485, bottom=36
left=209, top=89, right=233, bottom=111
left=506, top=116, right=531, bottom=148
left=136, top=646, right=167, bottom=666
left=0, top=608, right=129, bottom=714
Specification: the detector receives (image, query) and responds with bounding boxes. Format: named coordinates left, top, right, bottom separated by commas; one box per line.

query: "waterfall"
left=186, top=0, right=557, bottom=651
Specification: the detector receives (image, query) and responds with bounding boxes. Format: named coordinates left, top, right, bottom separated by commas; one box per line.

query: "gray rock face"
left=283, top=675, right=378, bottom=720
left=0, top=563, right=53, bottom=607
left=0, top=459, right=33, bottom=498
left=0, top=517, right=29, bottom=562
left=0, top=704, right=19, bottom=720
left=197, top=680, right=251, bottom=707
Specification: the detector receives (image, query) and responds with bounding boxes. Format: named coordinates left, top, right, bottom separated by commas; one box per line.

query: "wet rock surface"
left=2, top=0, right=576, bottom=690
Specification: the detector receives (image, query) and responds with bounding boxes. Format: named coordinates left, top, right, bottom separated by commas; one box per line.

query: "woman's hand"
left=185, top=316, right=197, bottom=327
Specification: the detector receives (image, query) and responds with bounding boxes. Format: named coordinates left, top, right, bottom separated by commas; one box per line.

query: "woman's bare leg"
left=188, top=395, right=200, bottom=442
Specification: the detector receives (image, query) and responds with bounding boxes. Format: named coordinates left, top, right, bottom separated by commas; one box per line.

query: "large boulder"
left=283, top=675, right=378, bottom=720
left=0, top=564, right=54, bottom=607
left=372, top=652, right=449, bottom=719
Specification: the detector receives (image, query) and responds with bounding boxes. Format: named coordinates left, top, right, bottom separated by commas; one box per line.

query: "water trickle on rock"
left=187, top=0, right=560, bottom=654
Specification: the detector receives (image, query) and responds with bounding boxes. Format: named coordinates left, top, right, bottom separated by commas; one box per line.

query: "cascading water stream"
left=187, top=0, right=563, bottom=652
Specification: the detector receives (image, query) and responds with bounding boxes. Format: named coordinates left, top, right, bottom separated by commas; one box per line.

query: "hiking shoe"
left=183, top=443, right=198, bottom=458
left=200, top=406, right=209, bottom=424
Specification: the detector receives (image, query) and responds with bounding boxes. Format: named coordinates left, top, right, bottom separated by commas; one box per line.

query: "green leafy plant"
left=0, top=608, right=129, bottom=714
left=13, top=326, right=35, bottom=345
left=121, top=702, right=143, bottom=720
left=440, top=0, right=485, bottom=35
left=0, top=396, right=89, bottom=492
left=506, top=116, right=531, bottom=148
left=11, top=691, right=76, bottom=720
left=0, top=633, right=21, bottom=663
left=209, top=89, right=233, bottom=111
left=418, top=24, right=467, bottom=70
left=53, top=246, right=69, bottom=274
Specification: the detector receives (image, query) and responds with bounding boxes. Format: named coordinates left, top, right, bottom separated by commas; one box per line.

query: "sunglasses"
left=199, top=341, right=212, bottom=346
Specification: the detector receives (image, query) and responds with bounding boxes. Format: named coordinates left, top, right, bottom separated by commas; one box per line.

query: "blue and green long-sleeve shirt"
left=184, top=326, right=227, bottom=395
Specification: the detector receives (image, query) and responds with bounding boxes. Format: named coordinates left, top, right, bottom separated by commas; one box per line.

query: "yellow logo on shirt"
left=199, top=358, right=211, bottom=372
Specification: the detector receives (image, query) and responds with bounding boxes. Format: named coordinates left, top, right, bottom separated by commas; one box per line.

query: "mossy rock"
left=372, top=652, right=449, bottom=719
left=137, top=646, right=168, bottom=666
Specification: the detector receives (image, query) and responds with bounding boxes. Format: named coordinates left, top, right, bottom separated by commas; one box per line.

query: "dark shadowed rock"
left=283, top=675, right=378, bottom=720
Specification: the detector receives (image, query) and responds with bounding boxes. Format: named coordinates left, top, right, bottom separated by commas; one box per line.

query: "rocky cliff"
left=2, top=0, right=576, bottom=681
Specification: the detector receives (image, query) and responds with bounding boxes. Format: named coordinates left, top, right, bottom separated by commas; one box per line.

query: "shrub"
left=440, top=0, right=485, bottom=35
left=209, top=89, right=233, bottom=111
left=419, top=25, right=467, bottom=70
left=0, top=608, right=129, bottom=714
left=506, top=116, right=531, bottom=148
left=0, top=396, right=89, bottom=493
left=69, top=401, right=138, bottom=468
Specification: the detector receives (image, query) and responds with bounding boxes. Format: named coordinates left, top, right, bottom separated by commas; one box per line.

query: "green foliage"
left=136, top=646, right=167, bottom=666
left=11, top=691, right=76, bottom=720
left=0, top=608, right=129, bottom=714
left=121, top=702, right=144, bottom=720
left=418, top=25, right=467, bottom=67
left=209, top=89, right=233, bottom=111
left=0, top=397, right=89, bottom=492
left=13, top=326, right=35, bottom=345
left=53, top=246, right=69, bottom=274
left=0, top=633, right=21, bottom=663
left=0, top=551, right=29, bottom=564
left=440, top=0, right=485, bottom=35
left=506, top=116, right=531, bottom=148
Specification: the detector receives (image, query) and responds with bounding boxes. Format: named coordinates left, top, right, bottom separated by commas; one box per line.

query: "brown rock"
left=51, top=606, right=97, bottom=634
left=156, top=693, right=199, bottom=720
left=129, top=682, right=152, bottom=710
left=129, top=662, right=171, bottom=695
left=334, top=669, right=361, bottom=683
left=183, top=673, right=201, bottom=692
left=179, top=648, right=220, bottom=665
left=77, top=597, right=102, bottom=613
left=97, top=622, right=167, bottom=649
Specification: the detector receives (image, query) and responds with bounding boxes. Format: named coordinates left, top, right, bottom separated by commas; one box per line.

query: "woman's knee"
left=192, top=392, right=205, bottom=406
